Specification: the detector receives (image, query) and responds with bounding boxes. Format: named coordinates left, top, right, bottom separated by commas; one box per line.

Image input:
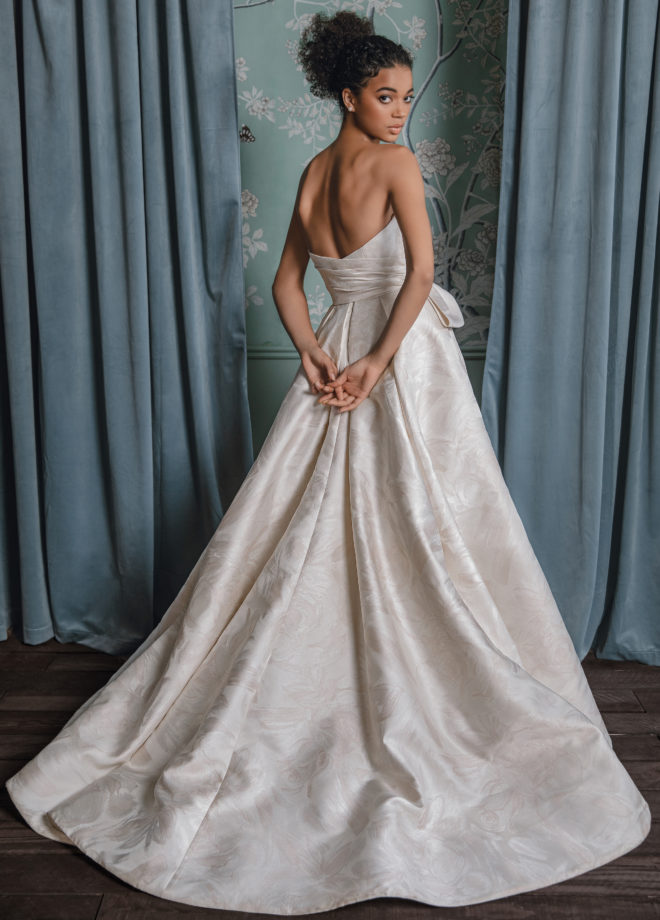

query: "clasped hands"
left=300, top=343, right=390, bottom=414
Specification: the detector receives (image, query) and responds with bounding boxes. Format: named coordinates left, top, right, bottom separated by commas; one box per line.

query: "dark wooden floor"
left=0, top=629, right=658, bottom=920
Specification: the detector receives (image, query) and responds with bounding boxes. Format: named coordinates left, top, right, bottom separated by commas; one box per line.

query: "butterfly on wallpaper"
left=239, top=124, right=256, bottom=143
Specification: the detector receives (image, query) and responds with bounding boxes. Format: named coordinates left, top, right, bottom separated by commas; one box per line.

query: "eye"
left=405, top=94, right=415, bottom=103
left=379, top=94, right=392, bottom=103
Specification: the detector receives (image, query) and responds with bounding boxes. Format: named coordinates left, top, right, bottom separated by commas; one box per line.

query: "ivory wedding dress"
left=6, top=214, right=651, bottom=914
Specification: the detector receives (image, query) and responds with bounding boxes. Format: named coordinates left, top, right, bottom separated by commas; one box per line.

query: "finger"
left=320, top=392, right=354, bottom=407
left=333, top=394, right=357, bottom=408
left=319, top=380, right=349, bottom=397
left=317, top=390, right=339, bottom=403
left=315, top=376, right=338, bottom=393
left=338, top=396, right=364, bottom=413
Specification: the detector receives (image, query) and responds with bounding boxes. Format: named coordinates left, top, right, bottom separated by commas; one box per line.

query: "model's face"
left=343, top=65, right=414, bottom=142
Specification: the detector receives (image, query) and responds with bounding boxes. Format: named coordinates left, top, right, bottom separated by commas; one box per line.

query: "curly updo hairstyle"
left=297, top=10, right=414, bottom=113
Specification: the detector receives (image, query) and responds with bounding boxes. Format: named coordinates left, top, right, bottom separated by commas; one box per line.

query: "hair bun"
left=297, top=11, right=374, bottom=100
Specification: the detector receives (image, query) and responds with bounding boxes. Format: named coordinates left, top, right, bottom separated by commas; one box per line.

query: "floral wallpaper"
left=234, top=0, right=507, bottom=352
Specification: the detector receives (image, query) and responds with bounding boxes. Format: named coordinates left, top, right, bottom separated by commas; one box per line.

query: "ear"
left=341, top=88, right=355, bottom=112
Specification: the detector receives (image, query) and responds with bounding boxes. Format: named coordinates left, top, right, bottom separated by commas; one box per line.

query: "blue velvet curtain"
left=0, top=0, right=253, bottom=655
left=481, top=0, right=659, bottom=664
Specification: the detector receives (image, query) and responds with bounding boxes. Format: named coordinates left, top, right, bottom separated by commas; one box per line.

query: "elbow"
left=272, top=271, right=295, bottom=301
left=271, top=275, right=284, bottom=302
left=410, top=265, right=435, bottom=292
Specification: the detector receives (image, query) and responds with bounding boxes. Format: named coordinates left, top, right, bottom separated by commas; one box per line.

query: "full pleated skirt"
left=5, top=292, right=651, bottom=914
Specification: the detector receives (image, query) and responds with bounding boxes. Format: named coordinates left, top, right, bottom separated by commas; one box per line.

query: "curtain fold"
left=481, top=0, right=659, bottom=664
left=0, top=0, right=253, bottom=655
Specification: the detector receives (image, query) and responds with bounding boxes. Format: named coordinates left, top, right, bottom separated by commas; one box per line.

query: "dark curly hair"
left=297, top=10, right=414, bottom=112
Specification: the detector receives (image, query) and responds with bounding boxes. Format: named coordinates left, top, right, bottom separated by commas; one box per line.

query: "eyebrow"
left=375, top=86, right=415, bottom=93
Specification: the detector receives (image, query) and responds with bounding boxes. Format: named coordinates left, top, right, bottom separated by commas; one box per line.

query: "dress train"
left=5, top=215, right=651, bottom=914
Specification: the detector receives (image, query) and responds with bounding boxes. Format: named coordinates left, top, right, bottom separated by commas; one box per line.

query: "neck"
left=336, top=116, right=383, bottom=146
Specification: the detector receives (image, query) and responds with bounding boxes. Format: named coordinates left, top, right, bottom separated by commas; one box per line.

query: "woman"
left=5, top=9, right=651, bottom=916
left=273, top=13, right=436, bottom=418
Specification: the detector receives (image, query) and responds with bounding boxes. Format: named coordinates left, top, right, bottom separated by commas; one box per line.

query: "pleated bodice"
left=308, top=215, right=465, bottom=328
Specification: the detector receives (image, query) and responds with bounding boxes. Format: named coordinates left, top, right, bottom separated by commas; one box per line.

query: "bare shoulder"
left=294, top=157, right=314, bottom=197
left=301, top=147, right=333, bottom=182
left=375, top=143, right=420, bottom=182
left=384, top=143, right=418, bottom=164
left=371, top=142, right=418, bottom=169
left=295, top=147, right=330, bottom=206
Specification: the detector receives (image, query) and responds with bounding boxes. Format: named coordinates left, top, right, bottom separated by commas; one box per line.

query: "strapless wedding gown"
left=6, top=215, right=651, bottom=915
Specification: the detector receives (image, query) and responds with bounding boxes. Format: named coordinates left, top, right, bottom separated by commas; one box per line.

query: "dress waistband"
left=317, top=271, right=464, bottom=329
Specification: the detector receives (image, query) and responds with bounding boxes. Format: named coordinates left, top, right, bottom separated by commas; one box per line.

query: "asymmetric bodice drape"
left=309, top=215, right=465, bottom=328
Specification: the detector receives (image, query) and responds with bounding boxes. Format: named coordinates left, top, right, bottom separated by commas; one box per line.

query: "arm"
left=271, top=177, right=318, bottom=355
left=272, top=173, right=339, bottom=392
left=370, top=145, right=435, bottom=365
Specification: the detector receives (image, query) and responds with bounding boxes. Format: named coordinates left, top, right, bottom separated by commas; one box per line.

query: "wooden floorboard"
left=0, top=894, right=102, bottom=920
left=1, top=631, right=658, bottom=919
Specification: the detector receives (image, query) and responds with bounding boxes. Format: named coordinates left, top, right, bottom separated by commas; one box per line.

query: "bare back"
left=272, top=137, right=433, bottom=294
left=296, top=144, right=395, bottom=260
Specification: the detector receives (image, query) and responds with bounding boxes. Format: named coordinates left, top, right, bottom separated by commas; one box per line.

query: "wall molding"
left=247, top=344, right=488, bottom=360
left=247, top=346, right=301, bottom=360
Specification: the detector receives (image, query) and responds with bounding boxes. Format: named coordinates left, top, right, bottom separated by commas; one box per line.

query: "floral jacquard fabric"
left=6, top=216, right=651, bottom=915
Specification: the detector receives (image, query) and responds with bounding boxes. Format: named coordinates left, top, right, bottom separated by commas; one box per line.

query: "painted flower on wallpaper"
left=241, top=189, right=259, bottom=219
left=242, top=225, right=267, bottom=268
left=284, top=11, right=315, bottom=33
left=455, top=248, right=486, bottom=274
left=432, top=229, right=449, bottom=269
left=485, top=9, right=506, bottom=38
left=241, top=189, right=268, bottom=270
left=414, top=137, right=456, bottom=178
left=238, top=87, right=276, bottom=122
left=402, top=15, right=427, bottom=49
left=372, top=0, right=402, bottom=14
left=476, top=223, right=498, bottom=250
left=476, top=146, right=501, bottom=188
left=235, top=57, right=249, bottom=82
left=285, top=39, right=302, bottom=70
left=245, top=284, right=264, bottom=311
